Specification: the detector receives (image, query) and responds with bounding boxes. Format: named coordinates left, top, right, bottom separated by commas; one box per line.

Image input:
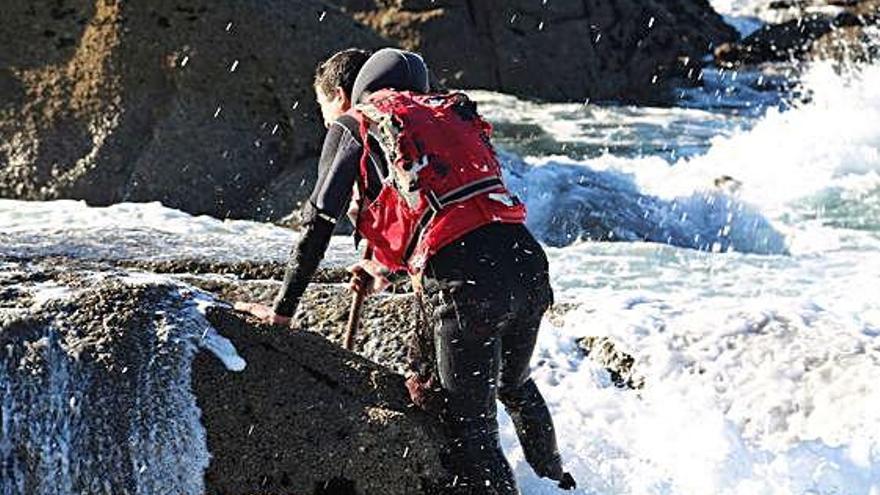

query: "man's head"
left=314, top=48, right=371, bottom=128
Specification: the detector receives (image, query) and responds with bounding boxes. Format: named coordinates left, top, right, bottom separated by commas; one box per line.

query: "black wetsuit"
left=272, top=48, right=566, bottom=494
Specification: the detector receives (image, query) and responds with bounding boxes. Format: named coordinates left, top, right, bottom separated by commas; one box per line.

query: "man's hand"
left=347, top=259, right=391, bottom=296
left=233, top=302, right=293, bottom=327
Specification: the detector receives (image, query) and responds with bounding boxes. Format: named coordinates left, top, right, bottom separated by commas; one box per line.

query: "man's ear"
left=334, top=86, right=352, bottom=111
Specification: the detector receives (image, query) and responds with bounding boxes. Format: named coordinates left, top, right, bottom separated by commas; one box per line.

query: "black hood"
left=351, top=48, right=430, bottom=103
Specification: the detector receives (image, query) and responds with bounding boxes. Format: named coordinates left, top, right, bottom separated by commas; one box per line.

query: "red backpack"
left=348, top=89, right=526, bottom=273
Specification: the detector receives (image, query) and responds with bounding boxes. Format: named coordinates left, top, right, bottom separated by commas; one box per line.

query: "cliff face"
left=329, top=0, right=737, bottom=103
left=1, top=0, right=738, bottom=220
left=0, top=0, right=383, bottom=220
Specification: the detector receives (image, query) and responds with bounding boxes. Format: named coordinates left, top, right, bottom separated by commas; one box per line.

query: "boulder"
left=0, top=0, right=384, bottom=221
left=0, top=259, right=447, bottom=494
left=196, top=308, right=444, bottom=495
left=576, top=336, right=645, bottom=390
left=714, top=0, right=879, bottom=66
left=174, top=267, right=420, bottom=375
left=327, top=0, right=738, bottom=103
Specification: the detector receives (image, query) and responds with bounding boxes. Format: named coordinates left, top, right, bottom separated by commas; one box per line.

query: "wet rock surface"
left=0, top=258, right=447, bottom=494
left=115, top=257, right=419, bottom=373
left=196, top=308, right=443, bottom=495
left=714, top=0, right=879, bottom=66
left=577, top=336, right=646, bottom=390
left=182, top=274, right=419, bottom=375
left=0, top=263, right=213, bottom=494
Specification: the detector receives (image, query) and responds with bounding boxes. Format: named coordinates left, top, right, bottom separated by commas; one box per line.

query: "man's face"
left=316, top=86, right=350, bottom=129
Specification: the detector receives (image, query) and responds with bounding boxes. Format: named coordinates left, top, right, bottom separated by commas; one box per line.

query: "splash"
left=491, top=63, right=880, bottom=256
left=0, top=267, right=244, bottom=495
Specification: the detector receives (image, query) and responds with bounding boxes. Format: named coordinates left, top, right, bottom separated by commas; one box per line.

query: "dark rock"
left=0, top=0, right=384, bottom=221
left=577, top=336, right=645, bottom=390
left=181, top=274, right=420, bottom=375
left=1, top=270, right=215, bottom=493
left=0, top=260, right=448, bottom=494
left=714, top=0, right=879, bottom=66
left=196, top=308, right=445, bottom=495
left=0, top=0, right=738, bottom=222
left=328, top=0, right=737, bottom=104
left=715, top=14, right=839, bottom=65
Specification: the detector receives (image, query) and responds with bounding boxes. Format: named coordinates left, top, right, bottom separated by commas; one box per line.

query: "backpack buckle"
left=487, top=192, right=520, bottom=207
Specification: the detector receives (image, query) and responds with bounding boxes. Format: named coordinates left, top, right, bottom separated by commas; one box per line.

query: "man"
left=237, top=47, right=576, bottom=494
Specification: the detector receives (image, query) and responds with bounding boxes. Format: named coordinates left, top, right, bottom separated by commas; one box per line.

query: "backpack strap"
left=336, top=113, right=361, bottom=140
left=402, top=176, right=511, bottom=265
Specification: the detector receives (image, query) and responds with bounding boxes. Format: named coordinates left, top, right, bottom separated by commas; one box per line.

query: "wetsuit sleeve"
left=272, top=120, right=361, bottom=317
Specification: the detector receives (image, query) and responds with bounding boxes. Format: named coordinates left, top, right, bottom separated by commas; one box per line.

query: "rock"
left=196, top=308, right=444, bottom=495
left=183, top=274, right=420, bottom=375
left=577, top=336, right=645, bottom=390
left=107, top=257, right=419, bottom=373
left=714, top=1, right=879, bottom=66
left=0, top=0, right=384, bottom=221
left=0, top=259, right=447, bottom=494
left=328, top=0, right=737, bottom=104
left=0, top=0, right=737, bottom=221
left=751, top=0, right=877, bottom=23
left=0, top=268, right=216, bottom=494
left=809, top=23, right=880, bottom=63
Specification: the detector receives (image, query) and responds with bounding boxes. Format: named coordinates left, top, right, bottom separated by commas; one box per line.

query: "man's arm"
left=270, top=119, right=362, bottom=318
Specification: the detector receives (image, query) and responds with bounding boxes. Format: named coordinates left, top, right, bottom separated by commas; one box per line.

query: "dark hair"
left=314, top=48, right=372, bottom=98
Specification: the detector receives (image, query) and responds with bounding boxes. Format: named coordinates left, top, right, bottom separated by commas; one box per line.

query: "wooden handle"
left=342, top=245, right=373, bottom=351
left=343, top=287, right=367, bottom=350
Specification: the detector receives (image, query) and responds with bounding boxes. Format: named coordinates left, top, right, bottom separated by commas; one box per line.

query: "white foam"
left=490, top=63, right=880, bottom=257
left=121, top=272, right=247, bottom=373
left=492, top=238, right=880, bottom=494
left=0, top=199, right=356, bottom=267
left=167, top=283, right=248, bottom=373
left=28, top=282, right=76, bottom=306
left=198, top=328, right=247, bottom=372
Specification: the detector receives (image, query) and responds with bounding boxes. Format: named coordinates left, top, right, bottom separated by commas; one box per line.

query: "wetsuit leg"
left=421, top=222, right=566, bottom=493
left=497, top=314, right=564, bottom=481
left=496, top=226, right=567, bottom=481
left=428, top=284, right=519, bottom=495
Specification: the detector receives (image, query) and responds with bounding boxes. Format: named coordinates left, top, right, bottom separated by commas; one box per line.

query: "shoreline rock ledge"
left=197, top=308, right=447, bottom=495
left=0, top=260, right=447, bottom=495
